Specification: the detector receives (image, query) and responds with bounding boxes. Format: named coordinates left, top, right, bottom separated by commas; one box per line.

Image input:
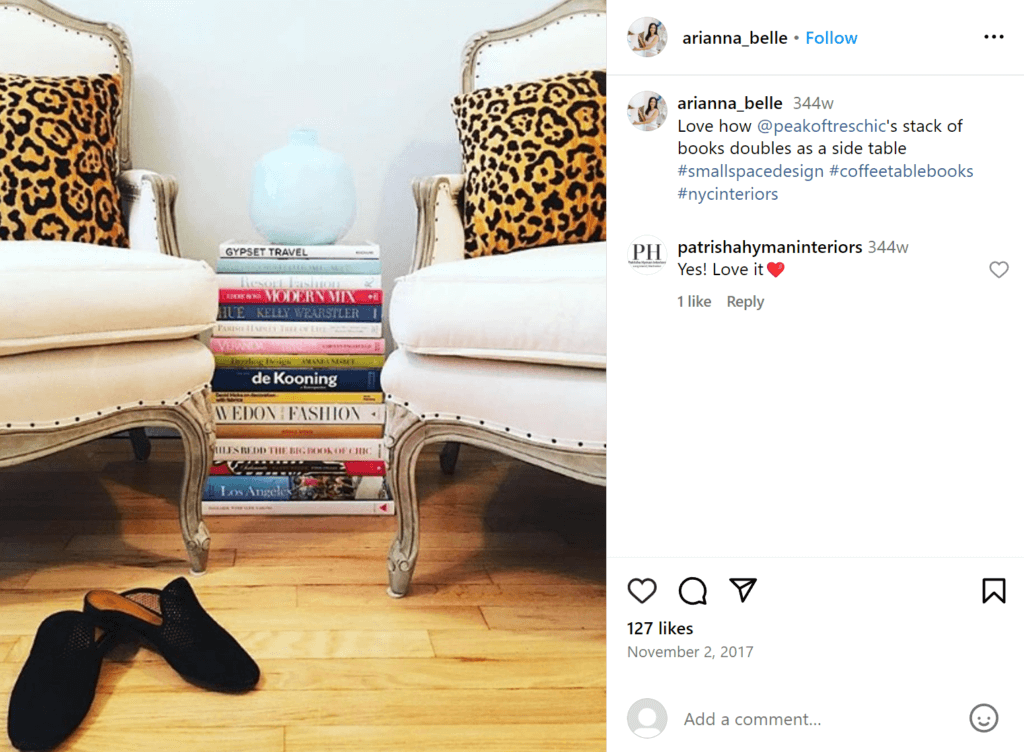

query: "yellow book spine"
left=211, top=392, right=383, bottom=404
left=214, top=354, right=385, bottom=368
left=215, top=424, right=385, bottom=439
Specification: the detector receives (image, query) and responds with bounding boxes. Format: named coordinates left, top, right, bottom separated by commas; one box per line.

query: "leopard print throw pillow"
left=452, top=70, right=606, bottom=257
left=0, top=74, right=127, bottom=246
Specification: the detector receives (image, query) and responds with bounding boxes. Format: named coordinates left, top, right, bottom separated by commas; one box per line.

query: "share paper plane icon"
left=729, top=578, right=757, bottom=603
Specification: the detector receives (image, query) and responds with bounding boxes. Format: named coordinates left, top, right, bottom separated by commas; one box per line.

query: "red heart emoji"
left=767, top=262, right=785, bottom=278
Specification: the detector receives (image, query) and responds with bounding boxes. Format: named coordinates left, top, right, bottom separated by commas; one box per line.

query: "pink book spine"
left=219, top=288, right=383, bottom=305
left=209, top=338, right=386, bottom=355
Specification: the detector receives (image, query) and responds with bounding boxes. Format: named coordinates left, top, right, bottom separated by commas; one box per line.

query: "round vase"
left=249, top=128, right=356, bottom=244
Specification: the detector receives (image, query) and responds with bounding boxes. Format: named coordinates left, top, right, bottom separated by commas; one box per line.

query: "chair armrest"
left=118, top=169, right=182, bottom=257
left=410, top=174, right=466, bottom=272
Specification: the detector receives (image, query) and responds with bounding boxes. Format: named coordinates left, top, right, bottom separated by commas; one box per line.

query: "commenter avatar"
left=628, top=91, right=666, bottom=132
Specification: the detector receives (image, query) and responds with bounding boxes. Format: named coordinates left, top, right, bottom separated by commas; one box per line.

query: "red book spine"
left=208, top=460, right=386, bottom=476
left=219, top=288, right=383, bottom=305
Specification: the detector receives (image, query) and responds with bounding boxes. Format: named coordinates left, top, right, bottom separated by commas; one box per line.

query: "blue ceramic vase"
left=249, top=128, right=356, bottom=244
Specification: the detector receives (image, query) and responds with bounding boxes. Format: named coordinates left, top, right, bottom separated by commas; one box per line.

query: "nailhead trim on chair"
left=384, top=394, right=605, bottom=451
left=0, top=6, right=120, bottom=72
left=0, top=383, right=212, bottom=432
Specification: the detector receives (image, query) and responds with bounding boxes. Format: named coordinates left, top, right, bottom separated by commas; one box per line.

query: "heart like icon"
left=990, top=261, right=1009, bottom=279
left=627, top=578, right=657, bottom=604
left=767, top=262, right=785, bottom=278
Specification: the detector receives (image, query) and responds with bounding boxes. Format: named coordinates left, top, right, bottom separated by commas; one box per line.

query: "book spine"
left=211, top=368, right=380, bottom=392
left=219, top=289, right=383, bottom=305
left=202, top=500, right=394, bottom=516
left=216, top=258, right=382, bottom=274
left=215, top=274, right=381, bottom=289
left=215, top=424, right=384, bottom=439
left=209, top=337, right=385, bottom=355
left=209, top=459, right=386, bottom=476
left=213, top=354, right=385, bottom=369
left=212, top=321, right=383, bottom=337
left=212, top=391, right=383, bottom=404
left=204, top=475, right=386, bottom=500
left=213, top=438, right=385, bottom=461
left=219, top=241, right=380, bottom=260
left=217, top=305, right=382, bottom=322
left=213, top=402, right=384, bottom=424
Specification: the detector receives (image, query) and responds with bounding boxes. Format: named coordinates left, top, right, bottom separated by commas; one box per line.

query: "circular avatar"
left=627, top=91, right=666, bottom=132
left=627, top=698, right=668, bottom=738
left=627, top=17, right=667, bottom=57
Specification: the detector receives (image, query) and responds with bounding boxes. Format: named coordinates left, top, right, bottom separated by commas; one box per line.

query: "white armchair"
left=0, top=0, right=218, bottom=573
left=382, top=0, right=607, bottom=596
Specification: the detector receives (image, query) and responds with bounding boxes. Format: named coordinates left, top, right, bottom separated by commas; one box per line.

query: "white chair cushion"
left=0, top=242, right=217, bottom=356
left=0, top=339, right=213, bottom=427
left=389, top=242, right=606, bottom=369
left=381, top=348, right=605, bottom=449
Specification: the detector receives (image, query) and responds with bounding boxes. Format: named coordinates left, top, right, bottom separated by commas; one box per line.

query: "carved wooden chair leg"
left=439, top=441, right=460, bottom=475
left=128, top=427, right=151, bottom=461
left=172, top=389, right=215, bottom=575
left=385, top=404, right=427, bottom=597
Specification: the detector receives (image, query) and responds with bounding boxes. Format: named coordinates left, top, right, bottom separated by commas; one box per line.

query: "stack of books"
left=203, top=240, right=393, bottom=516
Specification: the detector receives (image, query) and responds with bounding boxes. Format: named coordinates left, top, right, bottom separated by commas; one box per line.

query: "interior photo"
left=0, top=0, right=606, bottom=749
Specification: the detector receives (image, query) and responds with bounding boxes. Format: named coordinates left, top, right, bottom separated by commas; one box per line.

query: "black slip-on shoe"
left=84, top=577, right=259, bottom=693
left=7, top=611, right=116, bottom=751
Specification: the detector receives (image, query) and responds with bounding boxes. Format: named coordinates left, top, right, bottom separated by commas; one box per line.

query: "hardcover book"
left=215, top=273, right=381, bottom=289
left=219, top=288, right=383, bottom=305
left=216, top=258, right=382, bottom=275
left=213, top=438, right=386, bottom=461
left=217, top=304, right=382, bottom=322
left=204, top=474, right=388, bottom=501
left=213, top=354, right=385, bottom=369
left=219, top=240, right=380, bottom=260
left=209, top=459, right=386, bottom=476
left=214, top=424, right=384, bottom=439
left=212, top=321, right=383, bottom=338
left=212, top=391, right=383, bottom=404
left=211, top=368, right=380, bottom=392
left=202, top=500, right=394, bottom=516
left=213, top=401, right=384, bottom=424
left=209, top=338, right=385, bottom=355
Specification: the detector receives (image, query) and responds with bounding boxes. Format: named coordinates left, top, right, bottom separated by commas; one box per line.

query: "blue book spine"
left=216, top=258, right=382, bottom=274
left=205, top=476, right=294, bottom=500
left=217, top=305, right=382, bottom=322
left=212, top=368, right=381, bottom=392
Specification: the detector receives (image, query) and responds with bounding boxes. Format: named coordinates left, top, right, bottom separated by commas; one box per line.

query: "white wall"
left=61, top=0, right=554, bottom=336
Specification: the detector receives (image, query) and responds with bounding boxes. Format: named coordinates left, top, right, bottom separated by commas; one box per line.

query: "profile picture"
left=627, top=91, right=666, bottom=132
left=627, top=17, right=667, bottom=57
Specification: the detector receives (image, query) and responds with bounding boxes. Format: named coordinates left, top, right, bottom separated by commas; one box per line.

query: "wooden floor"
left=0, top=439, right=606, bottom=751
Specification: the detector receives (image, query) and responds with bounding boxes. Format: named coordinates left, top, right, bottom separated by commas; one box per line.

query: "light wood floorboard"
left=0, top=439, right=605, bottom=750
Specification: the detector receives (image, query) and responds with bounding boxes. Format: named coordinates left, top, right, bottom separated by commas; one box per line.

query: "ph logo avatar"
left=629, top=235, right=666, bottom=274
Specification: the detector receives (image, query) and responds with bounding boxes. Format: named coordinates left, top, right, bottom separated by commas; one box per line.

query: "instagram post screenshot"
left=0, top=0, right=607, bottom=750
left=0, top=0, right=1017, bottom=750
left=609, top=1, right=1021, bottom=750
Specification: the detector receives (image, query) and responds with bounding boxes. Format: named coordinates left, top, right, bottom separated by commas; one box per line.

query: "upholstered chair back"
left=0, top=0, right=132, bottom=169
left=463, top=0, right=606, bottom=93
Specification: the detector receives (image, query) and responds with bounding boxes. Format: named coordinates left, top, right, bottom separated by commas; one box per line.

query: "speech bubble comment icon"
left=679, top=577, right=707, bottom=605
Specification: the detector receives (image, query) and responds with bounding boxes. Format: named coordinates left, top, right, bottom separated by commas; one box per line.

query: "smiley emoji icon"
left=969, top=704, right=998, bottom=733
